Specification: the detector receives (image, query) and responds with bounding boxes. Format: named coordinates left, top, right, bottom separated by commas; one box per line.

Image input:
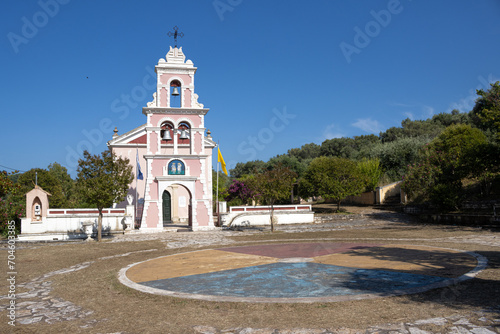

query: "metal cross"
left=167, top=26, right=184, bottom=47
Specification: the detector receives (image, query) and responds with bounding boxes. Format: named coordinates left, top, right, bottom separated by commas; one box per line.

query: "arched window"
left=168, top=160, right=185, bottom=175
left=160, top=121, right=174, bottom=143
left=178, top=122, right=191, bottom=145
left=170, top=80, right=181, bottom=108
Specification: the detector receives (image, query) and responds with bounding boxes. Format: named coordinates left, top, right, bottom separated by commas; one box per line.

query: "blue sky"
left=1, top=0, right=499, bottom=176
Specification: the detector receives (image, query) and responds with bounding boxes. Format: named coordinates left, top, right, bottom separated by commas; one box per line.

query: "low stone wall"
left=418, top=213, right=500, bottom=228
left=19, top=207, right=134, bottom=241
left=221, top=205, right=314, bottom=227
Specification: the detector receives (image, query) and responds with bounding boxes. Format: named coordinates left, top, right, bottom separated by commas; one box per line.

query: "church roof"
left=26, top=185, right=52, bottom=197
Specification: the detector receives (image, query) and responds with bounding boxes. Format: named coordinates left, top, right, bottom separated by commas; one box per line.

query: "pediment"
left=107, top=124, right=147, bottom=147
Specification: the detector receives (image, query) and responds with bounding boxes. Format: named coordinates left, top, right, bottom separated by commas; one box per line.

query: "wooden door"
left=162, top=190, right=172, bottom=226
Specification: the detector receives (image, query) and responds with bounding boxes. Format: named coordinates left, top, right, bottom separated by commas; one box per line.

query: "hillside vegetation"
left=223, top=82, right=500, bottom=211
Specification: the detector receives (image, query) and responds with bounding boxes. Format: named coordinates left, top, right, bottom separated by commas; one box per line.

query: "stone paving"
left=191, top=310, right=500, bottom=334
left=1, top=211, right=499, bottom=333
left=0, top=249, right=157, bottom=327
left=191, top=310, right=500, bottom=333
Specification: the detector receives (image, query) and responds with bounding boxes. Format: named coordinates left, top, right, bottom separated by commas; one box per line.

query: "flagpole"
left=135, top=145, right=139, bottom=230
left=216, top=142, right=220, bottom=226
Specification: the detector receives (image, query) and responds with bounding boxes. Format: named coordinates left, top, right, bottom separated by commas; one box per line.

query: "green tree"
left=372, top=136, right=430, bottom=181
left=320, top=137, right=356, bottom=159
left=402, top=124, right=490, bottom=210
left=352, top=134, right=381, bottom=159
left=48, top=162, right=79, bottom=207
left=427, top=124, right=488, bottom=180
left=253, top=164, right=296, bottom=232
left=401, top=146, right=443, bottom=202
left=212, top=169, right=231, bottom=202
left=357, top=158, right=383, bottom=191
left=300, top=157, right=365, bottom=211
left=266, top=154, right=308, bottom=177
left=431, top=110, right=471, bottom=128
left=380, top=118, right=443, bottom=143
left=288, top=143, right=321, bottom=161
left=16, top=168, right=67, bottom=208
left=76, top=149, right=133, bottom=241
left=473, top=142, right=500, bottom=196
left=471, top=81, right=500, bottom=140
left=0, top=171, right=24, bottom=236
left=229, top=160, right=266, bottom=178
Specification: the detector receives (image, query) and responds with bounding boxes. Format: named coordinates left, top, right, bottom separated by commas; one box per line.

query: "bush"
left=429, top=181, right=462, bottom=211
left=224, top=179, right=256, bottom=205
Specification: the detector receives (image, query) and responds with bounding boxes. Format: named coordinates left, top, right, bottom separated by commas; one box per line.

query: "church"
left=108, top=45, right=217, bottom=232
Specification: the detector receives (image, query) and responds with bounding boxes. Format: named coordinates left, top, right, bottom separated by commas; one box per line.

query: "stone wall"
left=417, top=213, right=500, bottom=228
left=376, top=181, right=403, bottom=204
left=344, top=191, right=376, bottom=205
left=342, top=181, right=404, bottom=206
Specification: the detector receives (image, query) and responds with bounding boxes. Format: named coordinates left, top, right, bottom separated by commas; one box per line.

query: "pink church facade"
left=108, top=46, right=217, bottom=231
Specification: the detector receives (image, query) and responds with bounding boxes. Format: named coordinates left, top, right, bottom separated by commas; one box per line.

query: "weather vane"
left=168, top=26, right=184, bottom=48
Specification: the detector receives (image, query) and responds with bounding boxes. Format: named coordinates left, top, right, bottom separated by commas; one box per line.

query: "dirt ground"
left=1, top=207, right=499, bottom=334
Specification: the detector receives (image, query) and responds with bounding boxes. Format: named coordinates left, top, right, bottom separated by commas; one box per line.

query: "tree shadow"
left=320, top=245, right=500, bottom=311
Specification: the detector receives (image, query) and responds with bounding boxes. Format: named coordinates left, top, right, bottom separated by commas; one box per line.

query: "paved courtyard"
left=1, top=209, right=499, bottom=333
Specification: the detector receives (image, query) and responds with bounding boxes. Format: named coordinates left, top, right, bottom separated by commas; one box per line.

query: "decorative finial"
left=206, top=129, right=211, bottom=138
left=167, top=26, right=184, bottom=48
left=113, top=127, right=118, bottom=138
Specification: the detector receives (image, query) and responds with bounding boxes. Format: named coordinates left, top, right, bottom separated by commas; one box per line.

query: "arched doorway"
left=162, top=190, right=172, bottom=226
left=171, top=184, right=192, bottom=227
left=162, top=184, right=193, bottom=227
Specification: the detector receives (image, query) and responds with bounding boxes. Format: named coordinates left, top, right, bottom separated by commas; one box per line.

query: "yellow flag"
left=218, top=147, right=228, bottom=175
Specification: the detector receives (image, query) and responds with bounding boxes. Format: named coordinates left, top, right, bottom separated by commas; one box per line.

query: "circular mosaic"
left=118, top=243, right=486, bottom=303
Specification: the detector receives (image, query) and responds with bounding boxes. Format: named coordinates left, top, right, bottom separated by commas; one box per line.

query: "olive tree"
left=299, top=156, right=365, bottom=211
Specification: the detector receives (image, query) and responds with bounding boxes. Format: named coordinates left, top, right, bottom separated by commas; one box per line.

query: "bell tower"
left=137, top=43, right=217, bottom=231
left=107, top=28, right=217, bottom=231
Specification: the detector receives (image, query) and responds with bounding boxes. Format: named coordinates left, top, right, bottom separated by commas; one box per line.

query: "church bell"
left=172, top=87, right=180, bottom=96
left=179, top=129, right=189, bottom=140
left=162, top=129, right=172, bottom=141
